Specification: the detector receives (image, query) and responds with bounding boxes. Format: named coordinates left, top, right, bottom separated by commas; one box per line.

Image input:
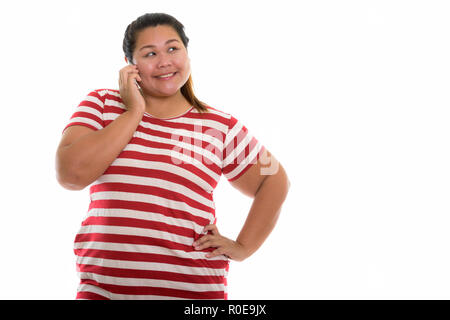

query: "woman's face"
left=131, top=25, right=191, bottom=97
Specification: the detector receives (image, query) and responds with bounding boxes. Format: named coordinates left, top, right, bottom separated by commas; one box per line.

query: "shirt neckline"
left=143, top=105, right=194, bottom=120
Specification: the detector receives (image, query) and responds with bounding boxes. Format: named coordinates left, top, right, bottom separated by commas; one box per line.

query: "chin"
left=142, top=88, right=175, bottom=97
left=144, top=88, right=180, bottom=97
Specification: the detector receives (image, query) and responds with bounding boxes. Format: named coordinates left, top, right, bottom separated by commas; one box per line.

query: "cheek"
left=178, top=58, right=191, bottom=76
left=138, top=67, right=154, bottom=79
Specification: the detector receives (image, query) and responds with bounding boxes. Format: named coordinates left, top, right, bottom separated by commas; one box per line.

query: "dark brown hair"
left=123, top=13, right=209, bottom=113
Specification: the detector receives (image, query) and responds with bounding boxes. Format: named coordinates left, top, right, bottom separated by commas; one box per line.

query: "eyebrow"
left=139, top=39, right=180, bottom=51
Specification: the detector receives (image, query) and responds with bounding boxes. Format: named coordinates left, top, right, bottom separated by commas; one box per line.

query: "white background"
left=0, top=0, right=449, bottom=299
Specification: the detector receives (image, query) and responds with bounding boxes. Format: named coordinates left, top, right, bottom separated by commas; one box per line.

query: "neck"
left=142, top=90, right=191, bottom=118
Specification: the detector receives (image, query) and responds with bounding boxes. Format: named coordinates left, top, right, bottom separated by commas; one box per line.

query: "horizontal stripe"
left=82, top=216, right=195, bottom=239
left=115, top=148, right=221, bottom=187
left=75, top=105, right=103, bottom=120
left=128, top=133, right=223, bottom=170
left=77, top=271, right=224, bottom=293
left=77, top=283, right=112, bottom=300
left=123, top=141, right=221, bottom=181
left=100, top=165, right=214, bottom=200
left=63, top=122, right=99, bottom=133
left=66, top=116, right=103, bottom=130
left=75, top=232, right=193, bottom=253
left=92, top=174, right=214, bottom=209
left=199, top=107, right=231, bottom=127
left=108, top=158, right=215, bottom=192
left=77, top=263, right=225, bottom=284
left=82, top=208, right=205, bottom=236
left=76, top=290, right=109, bottom=300
left=90, top=182, right=214, bottom=214
left=137, top=120, right=224, bottom=150
left=79, top=279, right=225, bottom=299
left=83, top=207, right=208, bottom=236
left=89, top=191, right=213, bottom=222
left=82, top=94, right=104, bottom=108
left=77, top=282, right=186, bottom=300
left=75, top=253, right=228, bottom=276
left=104, top=98, right=125, bottom=110
left=77, top=224, right=194, bottom=247
left=87, top=199, right=212, bottom=228
left=102, top=89, right=120, bottom=98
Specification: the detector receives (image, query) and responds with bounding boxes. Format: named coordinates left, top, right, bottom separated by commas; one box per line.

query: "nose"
left=157, top=52, right=172, bottom=69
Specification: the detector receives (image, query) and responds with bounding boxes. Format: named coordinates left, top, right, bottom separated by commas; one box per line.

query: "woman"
left=55, top=12, right=290, bottom=300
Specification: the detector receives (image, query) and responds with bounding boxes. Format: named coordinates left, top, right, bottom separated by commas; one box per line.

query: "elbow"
left=55, top=154, right=88, bottom=191
left=279, top=164, right=291, bottom=198
left=56, top=174, right=86, bottom=191
left=282, top=177, right=291, bottom=202
left=55, top=169, right=87, bottom=191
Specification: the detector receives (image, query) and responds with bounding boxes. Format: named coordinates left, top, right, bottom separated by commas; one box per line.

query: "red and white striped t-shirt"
left=62, top=89, right=265, bottom=300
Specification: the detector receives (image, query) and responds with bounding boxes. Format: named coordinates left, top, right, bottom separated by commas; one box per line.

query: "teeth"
left=158, top=73, right=175, bottom=78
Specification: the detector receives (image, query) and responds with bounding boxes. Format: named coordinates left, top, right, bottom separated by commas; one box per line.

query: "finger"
left=203, top=224, right=219, bottom=235
left=128, top=65, right=140, bottom=75
left=130, top=69, right=142, bottom=82
left=120, top=65, right=138, bottom=80
left=194, top=237, right=222, bottom=251
left=194, top=240, right=214, bottom=251
left=119, top=69, right=126, bottom=88
left=119, top=67, right=134, bottom=88
left=126, top=74, right=142, bottom=91
left=127, top=74, right=137, bottom=87
left=192, top=235, right=211, bottom=249
left=206, top=248, right=227, bottom=259
left=123, top=64, right=138, bottom=71
left=127, top=72, right=138, bottom=79
left=193, top=236, right=217, bottom=250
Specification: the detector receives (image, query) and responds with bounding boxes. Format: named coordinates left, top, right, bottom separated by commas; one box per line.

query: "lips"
left=154, top=72, right=177, bottom=78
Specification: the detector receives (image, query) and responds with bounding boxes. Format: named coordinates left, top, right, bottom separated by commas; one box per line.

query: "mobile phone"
left=128, top=61, right=142, bottom=91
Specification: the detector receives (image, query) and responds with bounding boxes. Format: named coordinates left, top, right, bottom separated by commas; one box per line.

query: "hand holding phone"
left=118, top=62, right=146, bottom=115
left=129, top=62, right=143, bottom=91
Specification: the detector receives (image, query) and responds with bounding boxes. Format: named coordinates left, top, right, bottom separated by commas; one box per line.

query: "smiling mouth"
left=154, top=72, right=177, bottom=79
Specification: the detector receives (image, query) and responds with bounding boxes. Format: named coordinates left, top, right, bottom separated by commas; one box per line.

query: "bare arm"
left=55, top=64, right=145, bottom=190
left=55, top=110, right=143, bottom=190
left=193, top=149, right=290, bottom=261
left=234, top=151, right=289, bottom=258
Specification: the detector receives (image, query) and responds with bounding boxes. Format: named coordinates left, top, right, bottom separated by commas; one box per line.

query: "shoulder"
left=90, top=88, right=121, bottom=100
left=191, top=105, right=238, bottom=136
left=200, top=105, right=235, bottom=126
left=204, top=105, right=231, bottom=118
left=83, top=89, right=123, bottom=108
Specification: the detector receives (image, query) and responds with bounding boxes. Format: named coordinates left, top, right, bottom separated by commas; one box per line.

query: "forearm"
left=58, top=110, right=143, bottom=189
left=236, top=165, right=290, bottom=259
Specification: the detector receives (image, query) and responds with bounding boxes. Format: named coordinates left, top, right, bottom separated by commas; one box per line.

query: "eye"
left=144, top=47, right=178, bottom=58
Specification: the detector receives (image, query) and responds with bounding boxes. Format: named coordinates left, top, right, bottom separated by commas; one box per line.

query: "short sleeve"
left=222, top=115, right=265, bottom=182
left=62, top=90, right=105, bottom=134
